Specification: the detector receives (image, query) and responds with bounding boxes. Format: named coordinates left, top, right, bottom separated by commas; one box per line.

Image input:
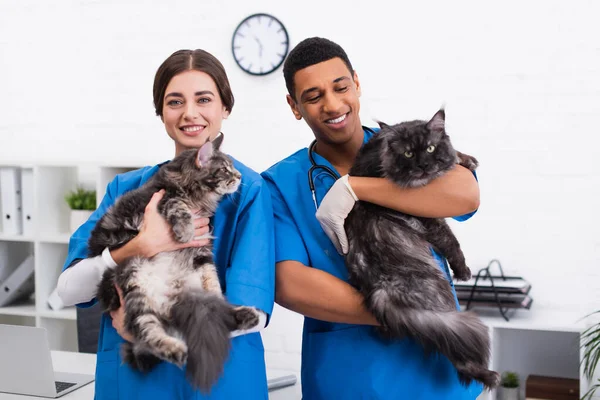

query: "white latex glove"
left=315, top=174, right=359, bottom=255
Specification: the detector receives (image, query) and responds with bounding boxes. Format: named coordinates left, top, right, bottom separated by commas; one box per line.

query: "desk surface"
left=0, top=351, right=300, bottom=400
left=470, top=306, right=593, bottom=333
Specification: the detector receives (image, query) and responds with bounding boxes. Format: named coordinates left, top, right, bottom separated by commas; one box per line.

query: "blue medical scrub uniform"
left=63, top=158, right=275, bottom=400
left=261, top=128, right=483, bottom=400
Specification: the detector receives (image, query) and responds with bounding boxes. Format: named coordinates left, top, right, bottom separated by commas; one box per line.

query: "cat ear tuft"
left=196, top=141, right=214, bottom=168
left=375, top=120, right=389, bottom=129
left=211, top=132, right=224, bottom=150
left=426, top=109, right=446, bottom=133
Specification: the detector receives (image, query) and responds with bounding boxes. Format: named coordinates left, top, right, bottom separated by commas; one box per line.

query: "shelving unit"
left=1, top=163, right=598, bottom=399
left=0, top=163, right=138, bottom=352
left=473, top=306, right=596, bottom=400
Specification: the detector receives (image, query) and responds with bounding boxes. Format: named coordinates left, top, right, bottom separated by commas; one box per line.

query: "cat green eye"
left=404, top=151, right=414, bottom=158
left=426, top=145, right=436, bottom=153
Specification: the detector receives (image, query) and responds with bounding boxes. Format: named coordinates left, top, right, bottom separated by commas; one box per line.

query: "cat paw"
left=160, top=337, right=188, bottom=367
left=456, top=151, right=479, bottom=171
left=135, top=353, right=162, bottom=373
left=233, top=306, right=261, bottom=330
left=172, top=222, right=195, bottom=243
left=122, top=343, right=162, bottom=373
left=453, top=267, right=472, bottom=281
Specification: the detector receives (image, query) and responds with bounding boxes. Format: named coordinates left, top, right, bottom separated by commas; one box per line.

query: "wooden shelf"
left=38, top=306, right=77, bottom=321
left=468, top=306, right=587, bottom=333
left=472, top=305, right=591, bottom=400
left=0, top=163, right=140, bottom=352
left=37, top=233, right=71, bottom=244
left=0, top=233, right=35, bottom=242
left=0, top=299, right=76, bottom=320
left=0, top=299, right=37, bottom=317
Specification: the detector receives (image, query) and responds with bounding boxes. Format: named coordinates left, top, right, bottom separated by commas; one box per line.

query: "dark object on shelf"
left=457, top=293, right=533, bottom=309
left=76, top=304, right=103, bottom=354
left=456, top=259, right=533, bottom=322
left=525, top=375, right=579, bottom=400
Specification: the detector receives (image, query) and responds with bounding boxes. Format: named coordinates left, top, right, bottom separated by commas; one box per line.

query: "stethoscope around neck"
left=307, top=126, right=376, bottom=211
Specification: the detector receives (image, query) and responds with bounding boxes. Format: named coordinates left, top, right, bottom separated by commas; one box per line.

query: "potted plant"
left=582, top=311, right=600, bottom=400
left=65, top=187, right=96, bottom=233
left=500, top=371, right=520, bottom=400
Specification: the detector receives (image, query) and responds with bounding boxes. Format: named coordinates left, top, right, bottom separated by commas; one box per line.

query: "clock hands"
left=233, top=14, right=288, bottom=75
left=253, top=36, right=263, bottom=58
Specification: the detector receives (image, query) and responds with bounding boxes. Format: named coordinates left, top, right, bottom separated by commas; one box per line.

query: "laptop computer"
left=0, top=324, right=95, bottom=398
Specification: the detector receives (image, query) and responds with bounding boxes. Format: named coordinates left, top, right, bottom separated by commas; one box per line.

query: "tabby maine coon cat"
left=88, top=136, right=261, bottom=392
left=344, top=109, right=499, bottom=389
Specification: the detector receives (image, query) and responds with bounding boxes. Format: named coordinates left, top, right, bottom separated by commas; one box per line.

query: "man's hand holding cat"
left=315, top=174, right=359, bottom=255
left=134, top=190, right=211, bottom=258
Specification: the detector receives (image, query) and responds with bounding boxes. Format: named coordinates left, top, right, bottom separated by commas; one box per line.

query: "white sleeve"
left=229, top=310, right=268, bottom=338
left=57, top=247, right=117, bottom=306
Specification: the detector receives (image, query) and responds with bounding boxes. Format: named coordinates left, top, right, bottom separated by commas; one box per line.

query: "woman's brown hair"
left=153, top=49, right=234, bottom=118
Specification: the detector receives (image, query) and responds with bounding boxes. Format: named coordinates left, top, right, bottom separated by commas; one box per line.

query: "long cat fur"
left=88, top=136, right=261, bottom=392
left=344, top=109, right=500, bottom=389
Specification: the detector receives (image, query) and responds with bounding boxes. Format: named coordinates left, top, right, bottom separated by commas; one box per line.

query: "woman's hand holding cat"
left=110, top=190, right=210, bottom=263
left=110, top=284, right=134, bottom=342
left=133, top=190, right=211, bottom=258
left=315, top=175, right=359, bottom=255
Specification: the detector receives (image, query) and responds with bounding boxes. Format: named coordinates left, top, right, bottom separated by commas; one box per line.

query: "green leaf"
left=582, top=379, right=599, bottom=400
left=64, top=187, right=97, bottom=210
left=501, top=371, right=519, bottom=388
left=581, top=311, right=600, bottom=392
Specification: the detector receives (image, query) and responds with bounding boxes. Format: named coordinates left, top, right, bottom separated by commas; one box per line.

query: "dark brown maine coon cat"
left=88, top=137, right=261, bottom=392
left=344, top=109, right=499, bottom=389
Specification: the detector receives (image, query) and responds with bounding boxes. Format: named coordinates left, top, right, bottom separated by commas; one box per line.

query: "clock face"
left=232, top=13, right=289, bottom=76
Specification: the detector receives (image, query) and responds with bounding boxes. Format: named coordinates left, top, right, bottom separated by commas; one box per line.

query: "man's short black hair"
left=283, top=37, right=354, bottom=99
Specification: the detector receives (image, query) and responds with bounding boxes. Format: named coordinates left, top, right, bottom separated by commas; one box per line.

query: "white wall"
left=2, top=0, right=599, bottom=376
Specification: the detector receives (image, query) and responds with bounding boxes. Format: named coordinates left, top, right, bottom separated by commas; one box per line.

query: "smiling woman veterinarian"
left=57, top=49, right=275, bottom=400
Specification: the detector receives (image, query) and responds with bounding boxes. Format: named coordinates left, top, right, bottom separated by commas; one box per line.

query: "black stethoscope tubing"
left=307, top=126, right=376, bottom=210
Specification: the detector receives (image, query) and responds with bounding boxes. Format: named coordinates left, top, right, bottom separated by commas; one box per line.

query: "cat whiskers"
left=224, top=181, right=245, bottom=207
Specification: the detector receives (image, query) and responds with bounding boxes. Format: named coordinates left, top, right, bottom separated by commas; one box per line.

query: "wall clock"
left=231, top=13, right=289, bottom=76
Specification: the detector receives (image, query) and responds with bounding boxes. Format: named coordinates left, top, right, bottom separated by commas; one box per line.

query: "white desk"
left=0, top=351, right=300, bottom=399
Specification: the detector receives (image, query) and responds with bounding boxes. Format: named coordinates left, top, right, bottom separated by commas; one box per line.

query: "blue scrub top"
left=261, top=128, right=483, bottom=400
left=63, top=157, right=275, bottom=400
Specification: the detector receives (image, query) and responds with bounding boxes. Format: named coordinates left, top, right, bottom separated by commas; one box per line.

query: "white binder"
left=0, top=177, right=2, bottom=233
left=0, top=167, right=23, bottom=235
left=0, top=254, right=34, bottom=307
left=20, top=169, right=34, bottom=236
left=0, top=242, right=11, bottom=283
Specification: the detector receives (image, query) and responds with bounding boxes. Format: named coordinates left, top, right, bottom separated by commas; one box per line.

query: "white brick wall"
left=1, top=0, right=599, bottom=378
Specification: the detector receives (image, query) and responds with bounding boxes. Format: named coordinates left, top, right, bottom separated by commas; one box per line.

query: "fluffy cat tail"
left=171, top=292, right=237, bottom=393
left=377, top=307, right=500, bottom=389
